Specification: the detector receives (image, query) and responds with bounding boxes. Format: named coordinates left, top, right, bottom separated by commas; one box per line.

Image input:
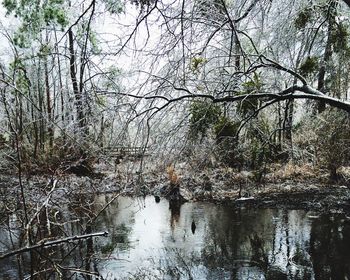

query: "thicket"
left=188, top=100, right=350, bottom=182
left=314, top=109, right=350, bottom=180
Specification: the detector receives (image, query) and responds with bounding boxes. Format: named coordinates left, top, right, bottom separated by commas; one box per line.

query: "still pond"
left=1, top=195, right=350, bottom=279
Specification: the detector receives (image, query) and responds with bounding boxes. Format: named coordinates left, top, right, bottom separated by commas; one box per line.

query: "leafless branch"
left=0, top=231, right=108, bottom=260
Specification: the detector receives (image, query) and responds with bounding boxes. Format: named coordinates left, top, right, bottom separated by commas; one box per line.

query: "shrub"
left=214, top=116, right=240, bottom=142
left=315, top=109, right=350, bottom=180
left=299, top=56, right=319, bottom=77
left=213, top=117, right=241, bottom=168
left=237, top=74, right=262, bottom=116
left=189, top=100, right=221, bottom=141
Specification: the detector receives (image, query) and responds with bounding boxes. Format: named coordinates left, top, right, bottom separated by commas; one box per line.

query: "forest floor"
left=1, top=159, right=350, bottom=214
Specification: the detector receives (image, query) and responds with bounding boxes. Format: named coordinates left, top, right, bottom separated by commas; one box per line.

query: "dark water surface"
left=1, top=195, right=350, bottom=279
left=93, top=196, right=350, bottom=279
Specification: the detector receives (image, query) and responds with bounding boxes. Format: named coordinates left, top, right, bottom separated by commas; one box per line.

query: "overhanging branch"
left=215, top=85, right=350, bottom=112
left=153, top=84, right=350, bottom=113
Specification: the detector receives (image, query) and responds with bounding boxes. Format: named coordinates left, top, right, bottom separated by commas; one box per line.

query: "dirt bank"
left=1, top=161, right=350, bottom=215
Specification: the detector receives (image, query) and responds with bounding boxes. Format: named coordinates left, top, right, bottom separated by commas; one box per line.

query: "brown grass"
left=166, top=164, right=179, bottom=185
left=271, top=162, right=317, bottom=181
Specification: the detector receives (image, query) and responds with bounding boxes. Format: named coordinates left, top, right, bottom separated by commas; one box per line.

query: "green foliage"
left=5, top=0, right=125, bottom=48
left=241, top=74, right=262, bottom=94
left=101, top=243, right=115, bottom=254
left=299, top=56, right=319, bottom=77
left=15, top=72, right=30, bottom=95
left=189, top=100, right=221, bottom=140
left=330, top=23, right=349, bottom=53
left=102, top=66, right=122, bottom=91
left=9, top=57, right=24, bottom=70
left=96, top=96, right=107, bottom=107
left=43, top=6, right=68, bottom=27
left=195, top=0, right=225, bottom=19
left=102, top=0, right=124, bottom=14
left=89, top=31, right=102, bottom=54
left=129, top=0, right=155, bottom=9
left=249, top=139, right=267, bottom=169
left=190, top=57, right=207, bottom=72
left=76, top=23, right=102, bottom=54
left=13, top=27, right=30, bottom=48
left=294, top=8, right=313, bottom=29
left=237, top=74, right=262, bottom=116
left=3, top=0, right=69, bottom=47
left=214, top=116, right=239, bottom=140
left=235, top=117, right=277, bottom=170
left=38, top=44, right=52, bottom=58
left=2, top=0, right=16, bottom=14
left=214, top=116, right=241, bottom=168
left=250, top=132, right=271, bottom=168
left=9, top=58, right=31, bottom=94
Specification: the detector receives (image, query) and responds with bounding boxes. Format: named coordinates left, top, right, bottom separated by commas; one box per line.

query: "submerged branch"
left=0, top=231, right=108, bottom=260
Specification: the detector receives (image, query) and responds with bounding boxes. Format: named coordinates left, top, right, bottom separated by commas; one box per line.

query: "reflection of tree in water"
left=94, top=195, right=133, bottom=255
left=309, top=214, right=350, bottom=279
left=29, top=192, right=107, bottom=279
left=0, top=189, right=108, bottom=279
left=100, top=223, right=132, bottom=254
left=202, top=208, right=350, bottom=280
left=249, top=233, right=268, bottom=270
left=4, top=193, right=350, bottom=280
left=200, top=208, right=320, bottom=279
left=191, top=220, right=196, bottom=234
left=2, top=206, right=65, bottom=279
left=169, top=200, right=182, bottom=230
left=200, top=207, right=275, bottom=277
left=62, top=193, right=101, bottom=279
left=27, top=208, right=64, bottom=279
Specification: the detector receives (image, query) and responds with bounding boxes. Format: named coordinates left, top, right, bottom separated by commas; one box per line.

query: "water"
left=1, top=195, right=350, bottom=279
left=92, top=196, right=350, bottom=279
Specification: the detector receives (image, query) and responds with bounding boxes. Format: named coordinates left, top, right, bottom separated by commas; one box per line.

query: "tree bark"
left=317, top=0, right=337, bottom=113
left=44, top=59, right=53, bottom=149
left=68, top=28, right=86, bottom=133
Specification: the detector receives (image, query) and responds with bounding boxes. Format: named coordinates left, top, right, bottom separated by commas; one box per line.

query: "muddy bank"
left=1, top=165, right=350, bottom=216
left=1, top=158, right=350, bottom=214
left=152, top=179, right=350, bottom=214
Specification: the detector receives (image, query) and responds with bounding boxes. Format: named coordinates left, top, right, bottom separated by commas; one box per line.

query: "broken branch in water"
left=0, top=231, right=108, bottom=260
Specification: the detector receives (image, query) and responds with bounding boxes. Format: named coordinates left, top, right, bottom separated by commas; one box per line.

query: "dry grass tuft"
left=166, top=164, right=179, bottom=185
left=337, top=166, right=350, bottom=183
left=272, top=162, right=317, bottom=181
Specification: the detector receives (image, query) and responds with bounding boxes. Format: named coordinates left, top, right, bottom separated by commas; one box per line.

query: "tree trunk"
left=317, top=0, right=337, bottom=113
left=68, top=28, right=86, bottom=133
left=54, top=28, right=65, bottom=130
left=37, top=65, right=45, bottom=152
left=329, top=164, right=338, bottom=181
left=44, top=59, right=53, bottom=149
